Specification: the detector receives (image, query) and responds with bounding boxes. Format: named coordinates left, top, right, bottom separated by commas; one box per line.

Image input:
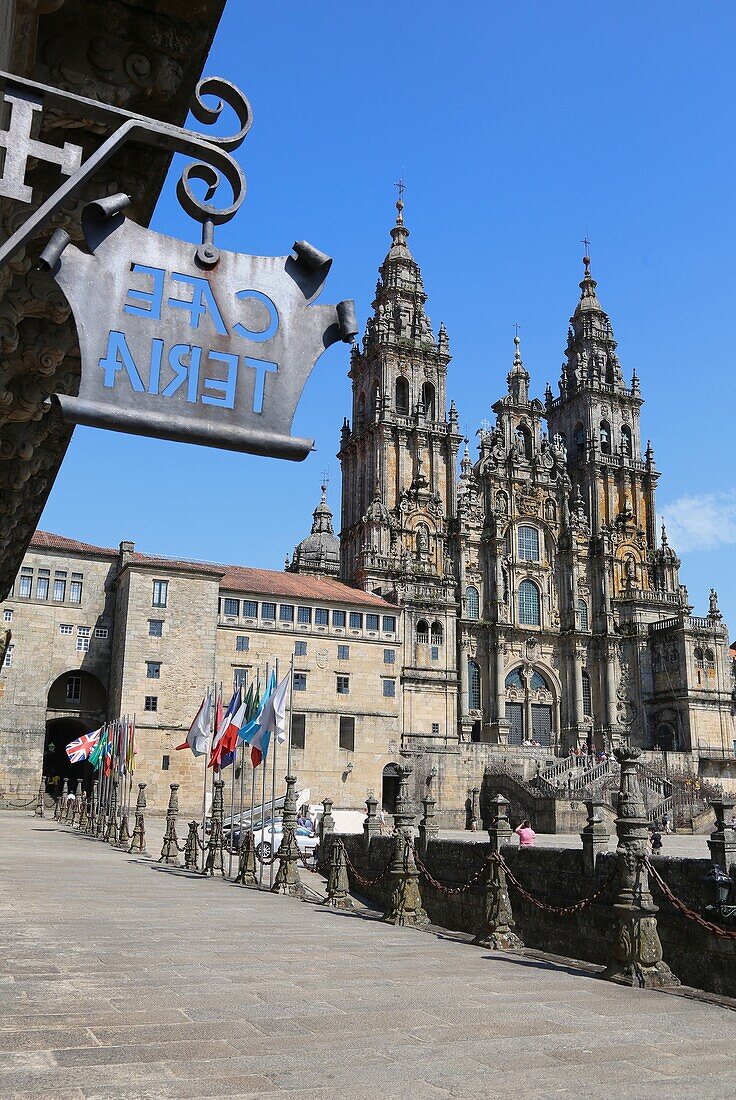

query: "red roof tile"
left=30, top=531, right=117, bottom=557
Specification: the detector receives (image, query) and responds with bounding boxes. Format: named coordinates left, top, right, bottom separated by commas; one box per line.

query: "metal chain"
left=496, top=852, right=617, bottom=916
left=411, top=846, right=486, bottom=896
left=643, top=857, right=736, bottom=941
left=2, top=796, right=39, bottom=809
left=341, top=841, right=391, bottom=888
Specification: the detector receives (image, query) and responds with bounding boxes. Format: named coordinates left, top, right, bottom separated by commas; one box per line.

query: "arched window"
left=465, top=585, right=479, bottom=620
left=416, top=619, right=429, bottom=644
left=574, top=422, right=585, bottom=454
left=518, top=579, right=541, bottom=626
left=705, top=649, right=715, bottom=668
left=515, top=424, right=532, bottom=460
left=421, top=381, right=436, bottom=420
left=395, top=376, right=409, bottom=415
left=605, top=357, right=615, bottom=385
left=356, top=392, right=365, bottom=429
left=694, top=646, right=704, bottom=668
left=578, top=598, right=589, bottom=631
left=505, top=667, right=554, bottom=746
left=468, top=660, right=481, bottom=710
left=530, top=670, right=550, bottom=691
left=518, top=525, right=540, bottom=562
left=581, top=670, right=592, bottom=717
left=495, top=491, right=508, bottom=515
left=599, top=420, right=611, bottom=455
left=621, top=425, right=632, bottom=457
left=430, top=621, right=443, bottom=645
left=505, top=669, right=524, bottom=690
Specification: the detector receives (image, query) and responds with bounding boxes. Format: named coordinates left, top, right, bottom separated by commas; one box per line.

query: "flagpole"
left=268, top=658, right=279, bottom=890
left=200, top=687, right=212, bottom=873
left=258, top=662, right=268, bottom=887
left=227, top=695, right=238, bottom=877
left=286, top=655, right=295, bottom=777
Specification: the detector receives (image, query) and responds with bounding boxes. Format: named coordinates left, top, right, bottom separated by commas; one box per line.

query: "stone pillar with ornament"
left=158, top=784, right=182, bottom=867
left=363, top=792, right=380, bottom=849
left=382, top=764, right=428, bottom=927
left=602, top=748, right=679, bottom=988
left=708, top=799, right=736, bottom=873
left=319, top=797, right=335, bottom=845
left=474, top=794, right=522, bottom=950
left=418, top=793, right=439, bottom=853
left=580, top=800, right=610, bottom=876
left=272, top=774, right=305, bottom=898
left=128, top=783, right=147, bottom=854
left=34, top=775, right=45, bottom=817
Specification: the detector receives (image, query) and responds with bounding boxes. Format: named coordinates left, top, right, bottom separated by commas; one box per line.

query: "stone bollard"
left=184, top=821, right=202, bottom=870
left=602, top=748, right=679, bottom=988
left=105, top=778, right=120, bottom=845
left=382, top=829, right=428, bottom=927
left=470, top=786, right=480, bottom=832
left=35, top=776, right=46, bottom=817
left=363, top=792, right=380, bottom=849
left=55, top=778, right=68, bottom=821
left=117, top=808, right=132, bottom=850
left=418, top=794, right=439, bottom=854
left=202, top=779, right=226, bottom=877
left=85, top=781, right=98, bottom=836
left=78, top=791, right=88, bottom=832
left=128, top=783, right=148, bottom=854
left=473, top=794, right=523, bottom=949
left=272, top=775, right=306, bottom=898
left=581, top=800, right=610, bottom=876
left=708, top=799, right=736, bottom=873
left=319, top=797, right=335, bottom=845
left=158, top=784, right=182, bottom=866
left=71, top=781, right=84, bottom=827
left=235, top=830, right=258, bottom=886
left=323, top=839, right=353, bottom=909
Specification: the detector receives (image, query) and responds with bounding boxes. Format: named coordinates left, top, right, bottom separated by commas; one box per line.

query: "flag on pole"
left=104, top=722, right=114, bottom=776
left=89, top=726, right=107, bottom=770
left=237, top=671, right=273, bottom=759
left=175, top=690, right=212, bottom=757
left=65, top=727, right=102, bottom=763
left=126, top=716, right=136, bottom=774
left=219, top=688, right=250, bottom=769
left=245, top=671, right=290, bottom=768
left=209, top=687, right=241, bottom=770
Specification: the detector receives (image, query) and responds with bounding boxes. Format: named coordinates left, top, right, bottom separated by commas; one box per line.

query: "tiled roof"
left=30, top=531, right=117, bottom=557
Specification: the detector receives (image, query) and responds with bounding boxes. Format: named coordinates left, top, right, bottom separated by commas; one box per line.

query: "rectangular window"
left=223, top=597, right=239, bottom=617
left=3, top=644, right=13, bottom=668
left=36, top=570, right=50, bottom=600
left=144, top=695, right=158, bottom=712
left=77, top=627, right=90, bottom=637
left=293, top=672, right=307, bottom=692
left=162, top=755, right=170, bottom=771
left=366, top=613, right=379, bottom=631
left=315, top=608, right=329, bottom=626
left=292, top=713, right=306, bottom=750
left=295, top=640, right=307, bottom=656
left=148, top=619, right=163, bottom=637
left=382, top=615, right=396, bottom=633
left=66, top=674, right=80, bottom=701
left=339, top=715, right=355, bottom=752
left=297, top=606, right=312, bottom=624
left=338, top=644, right=350, bottom=661
left=279, top=604, right=294, bottom=622
left=518, top=525, right=541, bottom=562
left=59, top=623, right=73, bottom=635
left=235, top=635, right=249, bottom=652
left=336, top=674, right=350, bottom=695
left=3, top=609, right=13, bottom=623
left=384, top=648, right=395, bottom=665
left=242, top=600, right=258, bottom=618
left=53, top=578, right=66, bottom=602
left=94, top=627, right=108, bottom=640
left=349, top=612, right=363, bottom=630
left=332, top=610, right=346, bottom=628
left=261, top=602, right=276, bottom=620
left=431, top=722, right=440, bottom=735
left=70, top=573, right=83, bottom=604
left=152, top=580, right=168, bottom=608
left=146, top=661, right=161, bottom=679
left=383, top=678, right=396, bottom=698
left=234, top=668, right=248, bottom=691
left=19, top=568, right=32, bottom=598
left=431, top=646, right=439, bottom=662
left=76, top=636, right=89, bottom=652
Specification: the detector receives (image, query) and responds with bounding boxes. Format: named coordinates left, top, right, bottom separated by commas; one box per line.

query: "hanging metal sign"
left=0, top=71, right=357, bottom=460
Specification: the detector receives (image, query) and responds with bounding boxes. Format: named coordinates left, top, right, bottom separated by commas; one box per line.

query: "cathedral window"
left=431, top=622, right=444, bottom=645
left=530, top=670, right=549, bottom=691
left=505, top=669, right=524, bottom=690
left=518, top=525, right=540, bottom=562
left=518, top=579, right=541, bottom=626
left=421, top=381, right=436, bottom=420
left=416, top=619, right=429, bottom=644
left=578, top=598, right=589, bottom=631
left=599, top=420, right=611, bottom=455
left=395, top=376, right=410, bottom=415
left=621, top=425, right=632, bottom=457
left=705, top=649, right=715, bottom=669
left=515, top=425, right=532, bottom=460
left=694, top=646, right=704, bottom=669
left=468, top=660, right=481, bottom=710
left=465, top=586, right=480, bottom=620
left=582, top=670, right=592, bottom=717
left=574, top=423, right=585, bottom=454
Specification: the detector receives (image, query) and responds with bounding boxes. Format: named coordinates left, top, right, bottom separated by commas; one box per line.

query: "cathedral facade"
left=338, top=200, right=735, bottom=769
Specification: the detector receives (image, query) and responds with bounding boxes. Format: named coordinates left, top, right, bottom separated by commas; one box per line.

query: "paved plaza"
left=2, top=813, right=736, bottom=1099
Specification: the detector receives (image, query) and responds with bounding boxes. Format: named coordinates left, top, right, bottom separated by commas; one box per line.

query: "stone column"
left=493, top=640, right=506, bottom=725
left=418, top=794, right=439, bottom=852
left=34, top=775, right=45, bottom=817
left=459, top=641, right=470, bottom=719
left=319, top=797, right=335, bottom=844
left=158, top=784, right=182, bottom=866
left=602, top=749, right=679, bottom=988
left=55, top=778, right=68, bottom=821
left=105, top=779, right=120, bottom=845
left=363, top=792, right=380, bottom=849
left=580, top=800, right=610, bottom=876
left=470, top=786, right=480, bottom=832
left=85, top=780, right=98, bottom=836
left=184, top=821, right=202, bottom=870
left=393, top=764, right=414, bottom=834
left=202, top=778, right=226, bottom=877
left=474, top=794, right=522, bottom=949
left=272, top=774, right=305, bottom=898
left=708, top=799, right=736, bottom=872
left=603, top=642, right=619, bottom=739
left=324, top=840, right=353, bottom=910
left=235, top=829, right=258, bottom=886
left=128, top=783, right=147, bottom=854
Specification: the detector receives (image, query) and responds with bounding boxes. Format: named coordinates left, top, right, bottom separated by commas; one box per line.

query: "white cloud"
left=660, top=492, right=736, bottom=553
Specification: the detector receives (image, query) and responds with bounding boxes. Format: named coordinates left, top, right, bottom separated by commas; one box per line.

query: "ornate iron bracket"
left=0, top=69, right=252, bottom=268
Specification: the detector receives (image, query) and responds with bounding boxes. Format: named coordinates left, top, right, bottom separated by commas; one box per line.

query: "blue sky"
left=40, top=1, right=736, bottom=633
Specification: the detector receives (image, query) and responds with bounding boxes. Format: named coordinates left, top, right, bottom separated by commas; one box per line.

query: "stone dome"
left=287, top=484, right=340, bottom=577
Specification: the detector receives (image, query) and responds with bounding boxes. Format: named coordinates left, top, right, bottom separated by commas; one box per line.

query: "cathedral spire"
left=560, top=251, right=625, bottom=393
left=507, top=330, right=530, bottom=405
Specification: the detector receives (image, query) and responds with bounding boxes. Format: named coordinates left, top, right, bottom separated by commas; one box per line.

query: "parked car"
left=244, top=818, right=318, bottom=862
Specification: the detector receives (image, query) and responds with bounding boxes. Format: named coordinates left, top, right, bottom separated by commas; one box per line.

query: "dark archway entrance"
left=45, top=670, right=106, bottom=798
left=43, top=718, right=95, bottom=798
left=382, top=763, right=401, bottom=814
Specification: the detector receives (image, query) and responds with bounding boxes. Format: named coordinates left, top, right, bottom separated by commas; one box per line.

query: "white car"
left=252, top=818, right=318, bottom=862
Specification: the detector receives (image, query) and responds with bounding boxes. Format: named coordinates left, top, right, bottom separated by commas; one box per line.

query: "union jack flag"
left=65, top=728, right=101, bottom=763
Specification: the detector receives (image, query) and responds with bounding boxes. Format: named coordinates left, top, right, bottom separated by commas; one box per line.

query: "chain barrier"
left=495, top=852, right=617, bottom=916
left=411, top=846, right=486, bottom=896
left=341, top=840, right=391, bottom=889
left=643, top=857, right=736, bottom=941
left=3, top=796, right=39, bottom=809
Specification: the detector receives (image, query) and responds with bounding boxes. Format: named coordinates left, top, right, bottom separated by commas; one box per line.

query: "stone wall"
left=325, top=832, right=736, bottom=998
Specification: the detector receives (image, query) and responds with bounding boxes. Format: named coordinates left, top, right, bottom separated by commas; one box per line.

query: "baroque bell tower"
left=338, top=192, right=463, bottom=739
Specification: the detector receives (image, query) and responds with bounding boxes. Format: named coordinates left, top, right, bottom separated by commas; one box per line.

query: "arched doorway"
left=45, top=670, right=106, bottom=798
left=382, top=762, right=401, bottom=814
left=504, top=667, right=556, bottom=748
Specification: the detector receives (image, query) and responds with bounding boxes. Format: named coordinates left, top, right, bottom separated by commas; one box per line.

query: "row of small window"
left=233, top=635, right=397, bottom=666
left=694, top=647, right=715, bottom=669
left=158, top=716, right=357, bottom=762
left=220, top=597, right=396, bottom=633
left=464, top=581, right=542, bottom=625
left=568, top=421, right=633, bottom=458
left=12, top=568, right=83, bottom=603
left=415, top=619, right=444, bottom=645
left=58, top=624, right=109, bottom=651
left=291, top=672, right=396, bottom=698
